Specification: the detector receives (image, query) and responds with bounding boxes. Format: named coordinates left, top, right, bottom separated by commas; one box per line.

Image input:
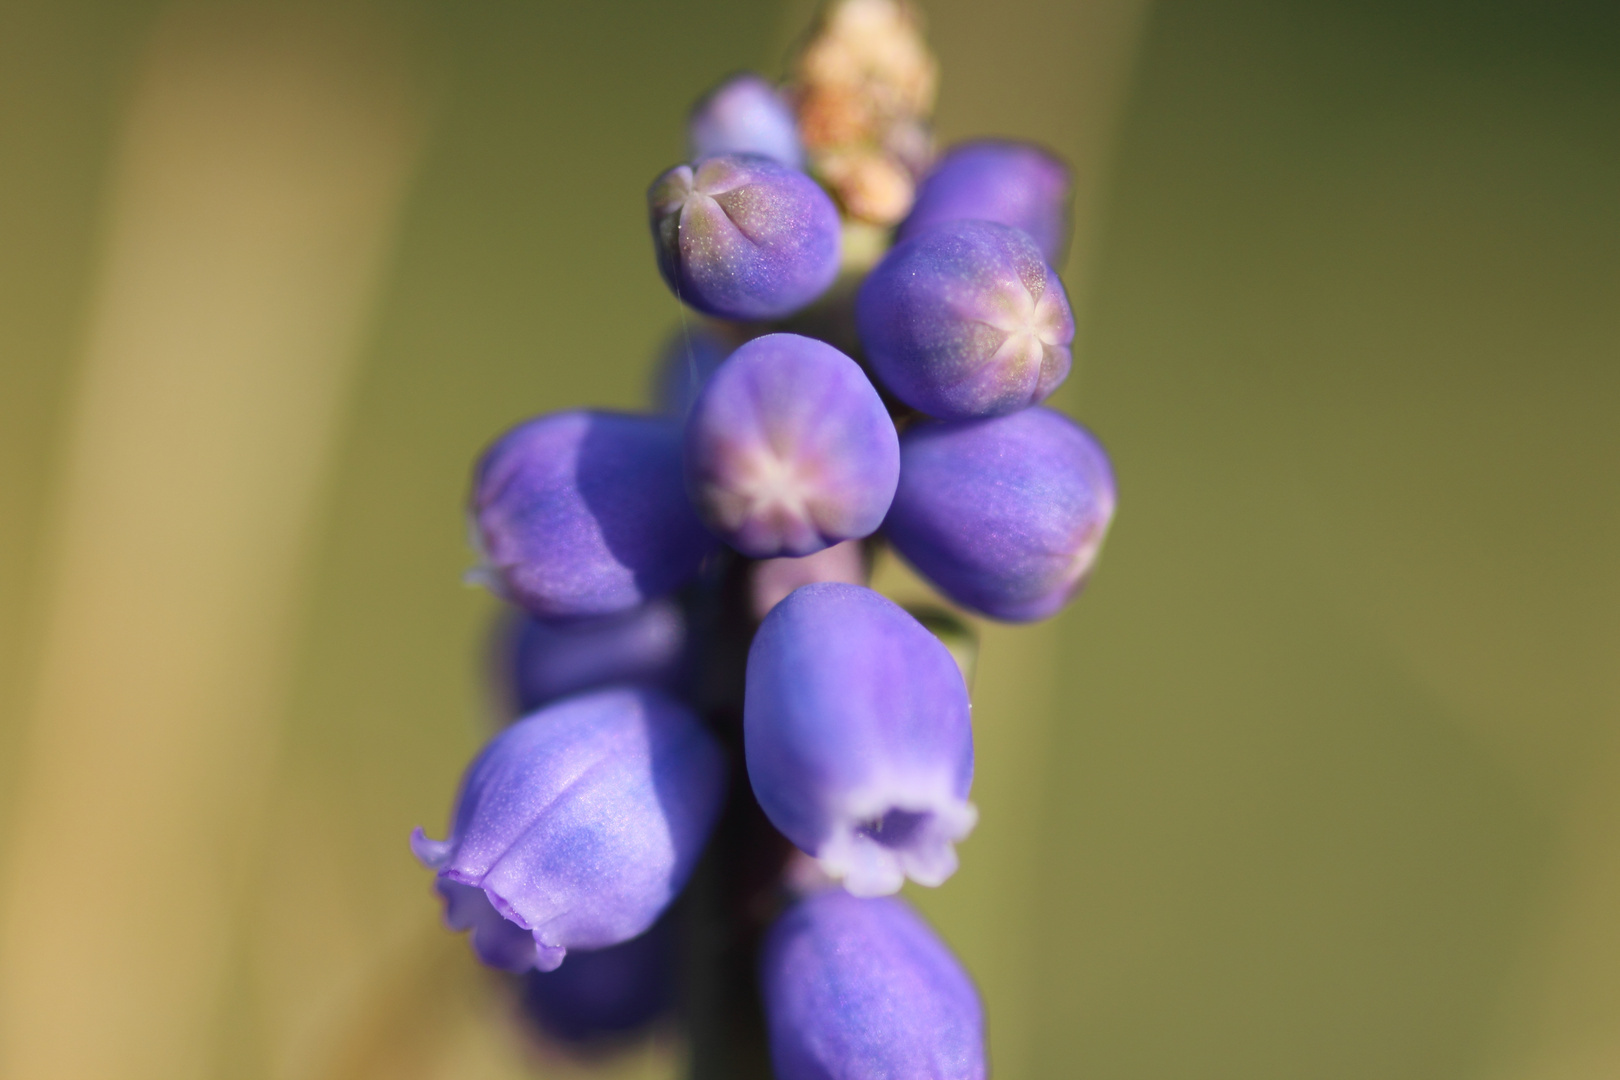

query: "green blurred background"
left=2, top=0, right=1617, bottom=1078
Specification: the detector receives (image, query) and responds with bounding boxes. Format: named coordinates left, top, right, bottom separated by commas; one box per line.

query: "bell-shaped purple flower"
left=470, top=411, right=717, bottom=619
left=745, top=583, right=974, bottom=897
left=411, top=687, right=726, bottom=971
left=856, top=219, right=1074, bottom=419
left=651, top=324, right=734, bottom=418
left=520, top=916, right=674, bottom=1043
left=500, top=598, right=689, bottom=715
left=898, top=139, right=1073, bottom=263
left=685, top=334, right=899, bottom=558
left=762, top=889, right=986, bottom=1080
left=688, top=73, right=804, bottom=170
left=885, top=407, right=1116, bottom=622
left=649, top=155, right=840, bottom=320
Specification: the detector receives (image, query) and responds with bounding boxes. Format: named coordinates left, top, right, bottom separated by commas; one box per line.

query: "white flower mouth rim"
left=815, top=790, right=978, bottom=898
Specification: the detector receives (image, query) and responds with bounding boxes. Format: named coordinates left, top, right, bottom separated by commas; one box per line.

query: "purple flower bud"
left=856, top=219, right=1074, bottom=419
left=471, top=411, right=717, bottom=619
left=689, top=73, right=804, bottom=170
left=520, top=916, right=674, bottom=1043
left=649, top=156, right=841, bottom=321
left=411, top=687, right=726, bottom=971
left=898, top=139, right=1073, bottom=263
left=650, top=325, right=734, bottom=418
left=744, top=583, right=974, bottom=896
left=684, top=334, right=899, bottom=558
left=762, top=890, right=985, bottom=1080
left=501, top=598, right=689, bottom=715
left=885, top=407, right=1116, bottom=622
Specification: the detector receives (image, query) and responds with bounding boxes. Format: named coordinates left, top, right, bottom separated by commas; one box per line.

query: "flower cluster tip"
left=416, top=1, right=1116, bottom=1070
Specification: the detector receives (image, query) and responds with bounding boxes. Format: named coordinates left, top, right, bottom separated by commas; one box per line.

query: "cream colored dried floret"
left=791, top=0, right=939, bottom=224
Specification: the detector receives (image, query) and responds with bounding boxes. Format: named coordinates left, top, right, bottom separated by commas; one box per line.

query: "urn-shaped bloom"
left=520, top=916, right=675, bottom=1043
left=745, top=583, right=974, bottom=896
left=685, top=334, right=899, bottom=558
left=856, top=219, right=1073, bottom=418
left=898, top=139, right=1073, bottom=263
left=762, top=890, right=986, bottom=1080
left=649, top=155, right=840, bottom=320
left=411, top=687, right=726, bottom=972
left=501, top=598, right=689, bottom=715
left=688, top=73, right=803, bottom=169
left=885, top=407, right=1116, bottom=622
left=470, top=411, right=716, bottom=619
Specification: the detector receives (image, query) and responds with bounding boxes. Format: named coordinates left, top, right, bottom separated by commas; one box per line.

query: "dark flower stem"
left=679, top=551, right=791, bottom=1080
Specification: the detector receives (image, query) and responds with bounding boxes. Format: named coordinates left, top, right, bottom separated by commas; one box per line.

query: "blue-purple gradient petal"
left=898, top=139, right=1073, bottom=263
left=520, top=916, right=674, bottom=1043
left=745, top=583, right=974, bottom=896
left=689, top=73, right=803, bottom=169
left=649, top=155, right=840, bottom=320
left=500, top=598, right=689, bottom=715
left=886, top=407, right=1116, bottom=622
left=434, top=879, right=543, bottom=972
left=684, top=333, right=899, bottom=558
left=762, top=890, right=985, bottom=1080
left=856, top=219, right=1074, bottom=419
left=470, top=411, right=717, bottom=619
left=412, top=687, right=726, bottom=971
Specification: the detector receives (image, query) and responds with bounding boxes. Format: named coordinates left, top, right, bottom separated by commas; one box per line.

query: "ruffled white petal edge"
left=411, top=828, right=567, bottom=972
left=815, top=785, right=978, bottom=898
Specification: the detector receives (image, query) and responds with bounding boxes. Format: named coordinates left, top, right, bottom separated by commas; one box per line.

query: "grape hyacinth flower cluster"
left=413, top=1, right=1116, bottom=1074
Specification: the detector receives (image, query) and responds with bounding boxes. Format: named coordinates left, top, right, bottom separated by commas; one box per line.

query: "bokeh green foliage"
left=1027, top=3, right=1620, bottom=1076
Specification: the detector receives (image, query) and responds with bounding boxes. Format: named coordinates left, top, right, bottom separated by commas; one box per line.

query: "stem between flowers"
left=679, top=550, right=790, bottom=1080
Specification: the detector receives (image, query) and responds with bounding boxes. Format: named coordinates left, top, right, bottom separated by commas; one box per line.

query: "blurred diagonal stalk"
left=0, top=6, right=424, bottom=1079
